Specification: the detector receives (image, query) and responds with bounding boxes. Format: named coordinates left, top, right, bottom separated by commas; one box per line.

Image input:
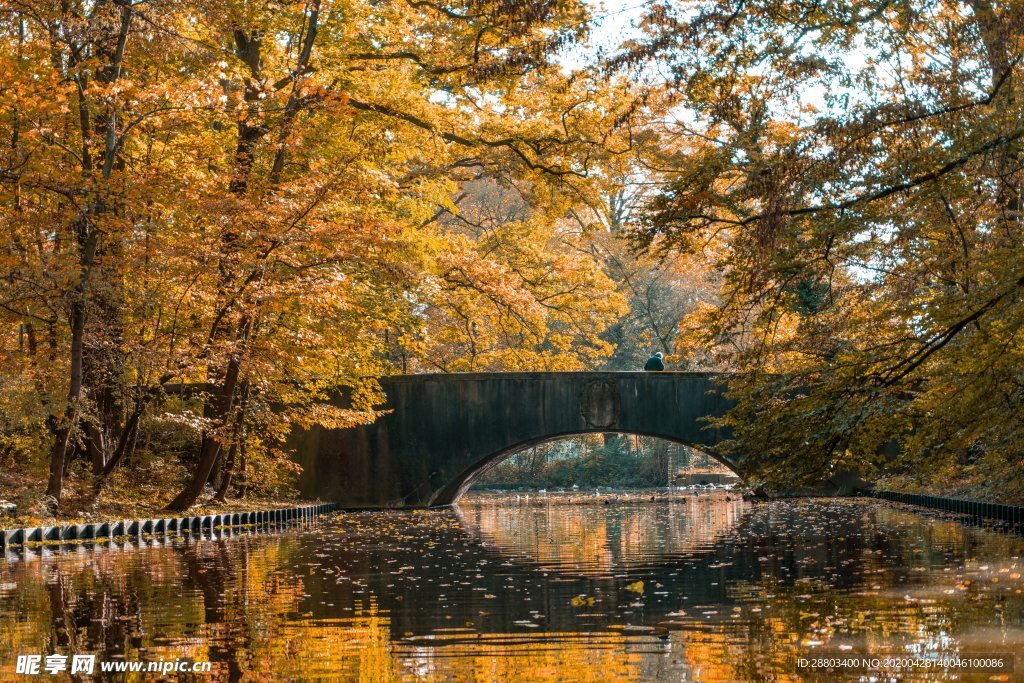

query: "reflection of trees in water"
left=717, top=501, right=1024, bottom=675
left=0, top=535, right=362, bottom=680
left=455, top=493, right=748, bottom=575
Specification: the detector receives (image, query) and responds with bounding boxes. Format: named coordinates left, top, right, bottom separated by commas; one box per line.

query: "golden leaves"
left=0, top=0, right=637, bottom=507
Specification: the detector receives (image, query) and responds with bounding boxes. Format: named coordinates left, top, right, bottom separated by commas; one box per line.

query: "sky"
left=560, top=0, right=653, bottom=72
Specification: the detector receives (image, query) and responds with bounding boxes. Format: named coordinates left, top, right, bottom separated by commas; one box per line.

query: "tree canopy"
left=0, top=0, right=644, bottom=513
left=617, top=0, right=1024, bottom=494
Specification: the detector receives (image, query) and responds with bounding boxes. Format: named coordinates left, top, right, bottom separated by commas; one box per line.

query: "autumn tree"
left=383, top=177, right=626, bottom=372
left=0, top=0, right=239, bottom=509
left=159, top=0, right=630, bottom=511
left=568, top=172, right=721, bottom=371
left=0, top=0, right=641, bottom=513
left=615, top=0, right=1024, bottom=492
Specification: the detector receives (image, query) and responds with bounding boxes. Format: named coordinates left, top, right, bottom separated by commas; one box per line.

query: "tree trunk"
left=48, top=0, right=134, bottom=508
left=165, top=12, right=321, bottom=511
left=164, top=352, right=242, bottom=511
left=214, top=429, right=240, bottom=502
left=164, top=29, right=264, bottom=512
left=45, top=229, right=97, bottom=510
left=237, top=435, right=249, bottom=499
left=214, top=380, right=249, bottom=501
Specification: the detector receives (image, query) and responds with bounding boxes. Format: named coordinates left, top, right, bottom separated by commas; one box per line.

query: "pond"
left=2, top=493, right=1023, bottom=681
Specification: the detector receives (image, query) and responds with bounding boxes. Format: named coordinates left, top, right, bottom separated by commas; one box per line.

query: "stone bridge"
left=289, top=372, right=859, bottom=508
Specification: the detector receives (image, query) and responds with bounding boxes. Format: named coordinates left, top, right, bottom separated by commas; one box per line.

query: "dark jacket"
left=644, top=355, right=665, bottom=371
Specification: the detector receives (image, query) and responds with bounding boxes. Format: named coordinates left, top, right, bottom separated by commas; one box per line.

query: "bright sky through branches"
left=561, top=0, right=651, bottom=72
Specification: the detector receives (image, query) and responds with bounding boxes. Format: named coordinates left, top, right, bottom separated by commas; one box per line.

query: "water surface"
left=2, top=494, right=1023, bottom=681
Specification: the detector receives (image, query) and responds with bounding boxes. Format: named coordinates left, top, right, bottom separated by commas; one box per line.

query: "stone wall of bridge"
left=287, top=372, right=862, bottom=508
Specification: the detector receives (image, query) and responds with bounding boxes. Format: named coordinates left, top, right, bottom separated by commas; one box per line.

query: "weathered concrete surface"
left=289, top=371, right=849, bottom=508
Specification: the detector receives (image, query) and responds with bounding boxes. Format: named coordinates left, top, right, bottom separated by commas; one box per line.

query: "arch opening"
left=432, top=431, right=744, bottom=506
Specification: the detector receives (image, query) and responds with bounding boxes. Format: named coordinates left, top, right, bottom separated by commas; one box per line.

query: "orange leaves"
left=0, top=0, right=633, bottom=505
left=399, top=187, right=626, bottom=372
left=281, top=404, right=380, bottom=431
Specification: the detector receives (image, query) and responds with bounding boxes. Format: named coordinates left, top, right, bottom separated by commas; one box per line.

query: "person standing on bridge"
left=644, top=351, right=665, bottom=371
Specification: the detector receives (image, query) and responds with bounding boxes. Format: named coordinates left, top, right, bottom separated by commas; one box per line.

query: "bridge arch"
left=434, top=430, right=742, bottom=505
left=290, top=372, right=746, bottom=508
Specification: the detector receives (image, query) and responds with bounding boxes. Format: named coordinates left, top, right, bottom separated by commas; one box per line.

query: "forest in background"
left=2, top=0, right=1023, bottom=521
left=471, top=435, right=730, bottom=491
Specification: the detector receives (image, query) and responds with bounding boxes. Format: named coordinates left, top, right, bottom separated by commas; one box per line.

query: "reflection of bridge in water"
left=289, top=372, right=863, bottom=508
left=455, top=493, right=748, bottom=576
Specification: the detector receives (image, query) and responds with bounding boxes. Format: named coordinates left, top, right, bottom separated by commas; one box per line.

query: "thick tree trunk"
left=82, top=0, right=133, bottom=477
left=165, top=14, right=320, bottom=511
left=164, top=351, right=243, bottom=511
left=166, top=29, right=265, bottom=510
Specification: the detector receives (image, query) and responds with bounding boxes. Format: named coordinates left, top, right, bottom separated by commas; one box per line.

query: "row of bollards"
left=0, top=503, right=335, bottom=551
left=864, top=490, right=1023, bottom=529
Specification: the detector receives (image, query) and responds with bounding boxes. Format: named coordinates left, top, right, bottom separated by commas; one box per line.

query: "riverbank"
left=0, top=491, right=317, bottom=532
left=0, top=454, right=314, bottom=528
left=1, top=502, right=335, bottom=550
